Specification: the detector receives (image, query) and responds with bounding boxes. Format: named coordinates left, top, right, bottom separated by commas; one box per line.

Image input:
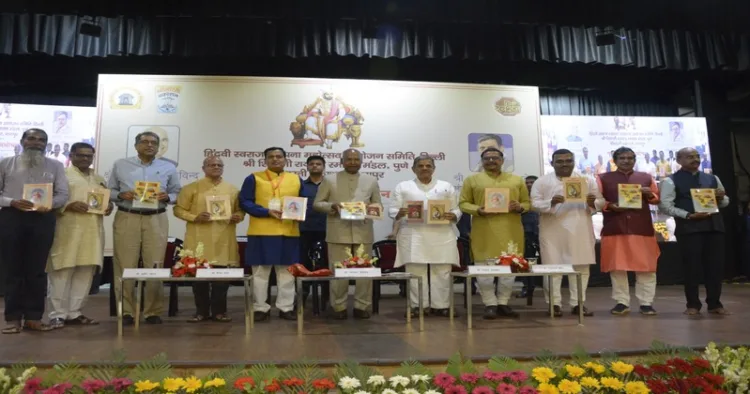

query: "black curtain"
left=540, top=90, right=678, bottom=116
left=1, top=14, right=749, bottom=71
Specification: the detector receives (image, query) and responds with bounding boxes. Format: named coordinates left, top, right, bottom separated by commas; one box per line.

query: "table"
left=450, top=271, right=584, bottom=329
left=118, top=275, right=254, bottom=336
left=295, top=273, right=424, bottom=335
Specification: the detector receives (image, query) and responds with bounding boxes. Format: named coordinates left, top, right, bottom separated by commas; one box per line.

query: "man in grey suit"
left=314, top=149, right=382, bottom=319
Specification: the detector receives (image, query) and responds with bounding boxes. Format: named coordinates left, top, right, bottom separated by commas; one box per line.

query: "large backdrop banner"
left=95, top=75, right=544, bottom=253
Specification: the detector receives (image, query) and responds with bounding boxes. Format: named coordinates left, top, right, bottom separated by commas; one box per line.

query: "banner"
left=96, top=75, right=543, bottom=254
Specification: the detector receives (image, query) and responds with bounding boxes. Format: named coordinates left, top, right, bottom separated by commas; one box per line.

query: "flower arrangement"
left=171, top=242, right=214, bottom=277
left=494, top=241, right=530, bottom=273
left=334, top=244, right=379, bottom=269
left=286, top=263, right=333, bottom=277
left=703, top=342, right=750, bottom=394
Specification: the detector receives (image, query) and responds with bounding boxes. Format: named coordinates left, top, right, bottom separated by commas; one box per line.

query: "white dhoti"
left=47, top=266, right=97, bottom=320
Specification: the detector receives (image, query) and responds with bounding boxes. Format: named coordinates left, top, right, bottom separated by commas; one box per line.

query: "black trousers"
left=192, top=281, right=230, bottom=317
left=676, top=231, right=725, bottom=310
left=523, top=235, right=543, bottom=288
left=0, top=208, right=56, bottom=322
left=300, top=231, right=326, bottom=291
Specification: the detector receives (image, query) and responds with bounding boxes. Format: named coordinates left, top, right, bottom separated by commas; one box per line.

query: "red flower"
left=482, top=371, right=505, bottom=382
left=496, top=383, right=518, bottom=394
left=446, top=385, right=468, bottom=394
left=264, top=380, right=281, bottom=393
left=283, top=378, right=305, bottom=387
left=646, top=379, right=670, bottom=394
left=434, top=373, right=456, bottom=388
left=23, top=378, right=43, bottom=394
left=311, top=379, right=336, bottom=390
left=692, top=358, right=711, bottom=370
left=460, top=373, right=480, bottom=383
left=649, top=363, right=672, bottom=375
left=109, top=378, right=132, bottom=393
left=234, top=377, right=255, bottom=390
left=81, top=379, right=107, bottom=394
left=472, top=386, right=494, bottom=394
left=701, top=373, right=724, bottom=386
left=633, top=365, right=653, bottom=377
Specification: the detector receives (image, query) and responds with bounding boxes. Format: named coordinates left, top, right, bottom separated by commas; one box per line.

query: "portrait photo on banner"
left=467, top=133, right=515, bottom=173
left=126, top=125, right=181, bottom=167
left=52, top=110, right=73, bottom=135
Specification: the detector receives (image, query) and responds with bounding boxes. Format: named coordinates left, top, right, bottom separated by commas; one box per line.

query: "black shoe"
left=483, top=306, right=498, bottom=320
left=552, top=305, right=563, bottom=317
left=122, top=315, right=134, bottom=326
left=330, top=310, right=348, bottom=320
left=278, top=310, right=296, bottom=320
left=571, top=305, right=594, bottom=317
left=254, top=311, right=270, bottom=321
left=610, top=303, right=630, bottom=315
left=353, top=309, right=371, bottom=319
left=497, top=305, right=520, bottom=318
left=639, top=306, right=657, bottom=316
left=145, top=316, right=162, bottom=324
left=431, top=308, right=454, bottom=317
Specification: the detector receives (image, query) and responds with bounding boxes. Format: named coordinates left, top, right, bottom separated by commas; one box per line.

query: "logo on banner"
left=494, top=97, right=521, bottom=116
left=110, top=88, right=143, bottom=110
left=156, top=85, right=182, bottom=114
left=289, top=91, right=366, bottom=150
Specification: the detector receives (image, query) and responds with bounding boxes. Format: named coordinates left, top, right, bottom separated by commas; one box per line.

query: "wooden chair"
left=371, top=240, right=405, bottom=314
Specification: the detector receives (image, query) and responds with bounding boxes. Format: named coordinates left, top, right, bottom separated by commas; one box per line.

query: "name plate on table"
left=532, top=265, right=574, bottom=274
left=468, top=266, right=512, bottom=275
left=122, top=268, right=171, bottom=279
left=196, top=268, right=245, bottom=279
left=335, top=268, right=382, bottom=278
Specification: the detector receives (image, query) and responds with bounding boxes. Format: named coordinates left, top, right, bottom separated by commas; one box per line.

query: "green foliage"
left=445, top=353, right=476, bottom=376
left=208, top=364, right=246, bottom=384
left=393, top=360, right=432, bottom=377
left=246, top=364, right=279, bottom=386
left=88, top=350, right=129, bottom=382
left=279, top=360, right=325, bottom=394
left=487, top=356, right=523, bottom=372
left=598, top=349, right=619, bottom=365
left=569, top=345, right=592, bottom=365
left=532, top=349, right=563, bottom=369
left=638, top=340, right=699, bottom=365
left=43, top=362, right=84, bottom=387
left=333, top=361, right=378, bottom=383
left=129, top=353, right=172, bottom=383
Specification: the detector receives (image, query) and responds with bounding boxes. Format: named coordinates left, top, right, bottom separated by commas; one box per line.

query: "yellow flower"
left=537, top=383, right=560, bottom=394
left=610, top=361, right=635, bottom=375
left=204, top=378, right=226, bottom=388
left=625, top=381, right=650, bottom=394
left=532, top=367, right=557, bottom=383
left=162, top=377, right=186, bottom=392
left=600, top=377, right=624, bottom=390
left=564, top=365, right=585, bottom=378
left=580, top=377, right=600, bottom=389
left=583, top=362, right=606, bottom=374
left=183, top=376, right=203, bottom=393
left=134, top=380, right=160, bottom=392
left=557, top=379, right=582, bottom=394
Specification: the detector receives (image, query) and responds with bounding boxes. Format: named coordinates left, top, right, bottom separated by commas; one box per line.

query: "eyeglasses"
left=138, top=140, right=159, bottom=146
left=482, top=157, right=503, bottom=162
left=73, top=154, right=94, bottom=159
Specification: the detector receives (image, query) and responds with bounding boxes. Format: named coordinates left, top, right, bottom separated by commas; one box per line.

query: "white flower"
left=367, top=375, right=386, bottom=386
left=382, top=389, right=398, bottom=394
left=425, top=390, right=442, bottom=394
left=410, top=375, right=430, bottom=383
left=339, top=377, right=362, bottom=390
left=353, top=391, right=371, bottom=394
left=188, top=263, right=196, bottom=269
left=389, top=375, right=410, bottom=388
left=401, top=389, right=419, bottom=394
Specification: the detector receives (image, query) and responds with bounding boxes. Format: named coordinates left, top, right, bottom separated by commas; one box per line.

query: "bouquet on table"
left=494, top=241, right=530, bottom=273
left=335, top=244, right=379, bottom=269
left=287, top=264, right=333, bottom=277
left=171, top=242, right=214, bottom=277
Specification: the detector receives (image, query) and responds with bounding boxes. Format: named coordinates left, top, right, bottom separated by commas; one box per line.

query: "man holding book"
left=459, top=147, right=530, bottom=319
left=239, top=147, right=302, bottom=321
left=530, top=149, right=603, bottom=317
left=0, top=128, right=69, bottom=333
left=47, top=142, right=113, bottom=329
left=174, top=156, right=244, bottom=322
left=658, top=147, right=731, bottom=316
left=313, top=149, right=382, bottom=319
left=596, top=147, right=660, bottom=316
left=389, top=155, right=461, bottom=317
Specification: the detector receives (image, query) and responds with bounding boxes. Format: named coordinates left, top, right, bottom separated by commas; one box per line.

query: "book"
left=206, top=195, right=232, bottom=221
left=86, top=188, right=110, bottom=215
left=365, top=203, right=384, bottom=220
left=406, top=201, right=424, bottom=223
left=427, top=200, right=451, bottom=224
left=690, top=189, right=719, bottom=213
left=23, top=183, right=52, bottom=210
left=133, top=181, right=160, bottom=210
left=618, top=184, right=642, bottom=209
left=340, top=201, right=366, bottom=220
left=483, top=188, right=510, bottom=213
left=562, top=177, right=586, bottom=203
left=281, top=196, right=307, bottom=221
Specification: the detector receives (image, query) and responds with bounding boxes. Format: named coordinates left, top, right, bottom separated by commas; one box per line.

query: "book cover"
left=690, top=189, right=719, bottom=213
left=365, top=203, right=384, bottom=220
left=282, top=196, right=308, bottom=221
left=86, top=187, right=110, bottom=215
left=562, top=177, right=586, bottom=203
left=23, top=183, right=53, bottom=210
left=206, top=194, right=232, bottom=221
left=427, top=200, right=451, bottom=224
left=340, top=201, right=366, bottom=220
left=618, top=184, right=642, bottom=209
left=133, top=181, right=160, bottom=210
left=406, top=201, right=424, bottom=223
left=484, top=188, right=510, bottom=213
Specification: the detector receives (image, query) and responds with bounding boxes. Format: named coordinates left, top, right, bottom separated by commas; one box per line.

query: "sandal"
left=2, top=322, right=22, bottom=334
left=213, top=314, right=232, bottom=323
left=187, top=315, right=209, bottom=323
left=65, top=316, right=99, bottom=325
left=22, top=321, right=53, bottom=332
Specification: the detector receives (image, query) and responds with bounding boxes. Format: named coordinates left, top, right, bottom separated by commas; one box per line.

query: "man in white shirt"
left=638, top=153, right=657, bottom=177
left=390, top=155, right=461, bottom=317
left=530, top=149, right=604, bottom=317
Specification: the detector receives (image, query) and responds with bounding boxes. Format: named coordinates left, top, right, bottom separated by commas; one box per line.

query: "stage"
left=0, top=284, right=747, bottom=367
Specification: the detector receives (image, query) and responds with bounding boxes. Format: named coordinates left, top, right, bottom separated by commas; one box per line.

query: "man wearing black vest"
left=659, top=147, right=731, bottom=316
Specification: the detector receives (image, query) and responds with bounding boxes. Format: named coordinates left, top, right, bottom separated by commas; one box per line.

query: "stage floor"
left=1, top=284, right=748, bottom=366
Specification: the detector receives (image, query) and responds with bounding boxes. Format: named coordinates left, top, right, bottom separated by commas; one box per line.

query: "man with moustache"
left=597, top=147, right=660, bottom=316
left=0, top=128, right=69, bottom=333
left=108, top=131, right=182, bottom=325
left=239, top=147, right=301, bottom=321
left=175, top=156, right=244, bottom=322
left=390, top=155, right=461, bottom=317
left=531, top=149, right=603, bottom=317
left=299, top=155, right=328, bottom=303
left=459, top=147, right=530, bottom=319
left=314, top=149, right=382, bottom=319
left=47, top=142, right=113, bottom=329
left=659, top=147, right=731, bottom=316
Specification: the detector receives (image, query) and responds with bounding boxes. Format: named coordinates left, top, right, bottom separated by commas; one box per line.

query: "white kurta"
left=389, top=179, right=461, bottom=267
left=530, top=172, right=604, bottom=266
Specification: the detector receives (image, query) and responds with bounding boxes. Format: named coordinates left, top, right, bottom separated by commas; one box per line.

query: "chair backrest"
left=308, top=241, right=329, bottom=270
left=372, top=240, right=397, bottom=270
left=163, top=238, right=183, bottom=269
left=454, top=237, right=471, bottom=272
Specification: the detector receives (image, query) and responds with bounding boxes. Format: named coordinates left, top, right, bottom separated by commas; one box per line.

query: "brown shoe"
left=683, top=308, right=701, bottom=316
left=353, top=309, right=370, bottom=319
left=708, top=307, right=732, bottom=315
left=23, top=320, right=53, bottom=332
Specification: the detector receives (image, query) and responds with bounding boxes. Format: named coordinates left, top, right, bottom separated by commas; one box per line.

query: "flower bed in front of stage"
left=6, top=342, right=749, bottom=394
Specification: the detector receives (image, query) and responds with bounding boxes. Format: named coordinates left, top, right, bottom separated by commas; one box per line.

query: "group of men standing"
left=0, top=127, right=732, bottom=334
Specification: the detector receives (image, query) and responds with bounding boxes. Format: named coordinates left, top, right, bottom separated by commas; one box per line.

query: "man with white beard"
left=0, top=128, right=69, bottom=334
